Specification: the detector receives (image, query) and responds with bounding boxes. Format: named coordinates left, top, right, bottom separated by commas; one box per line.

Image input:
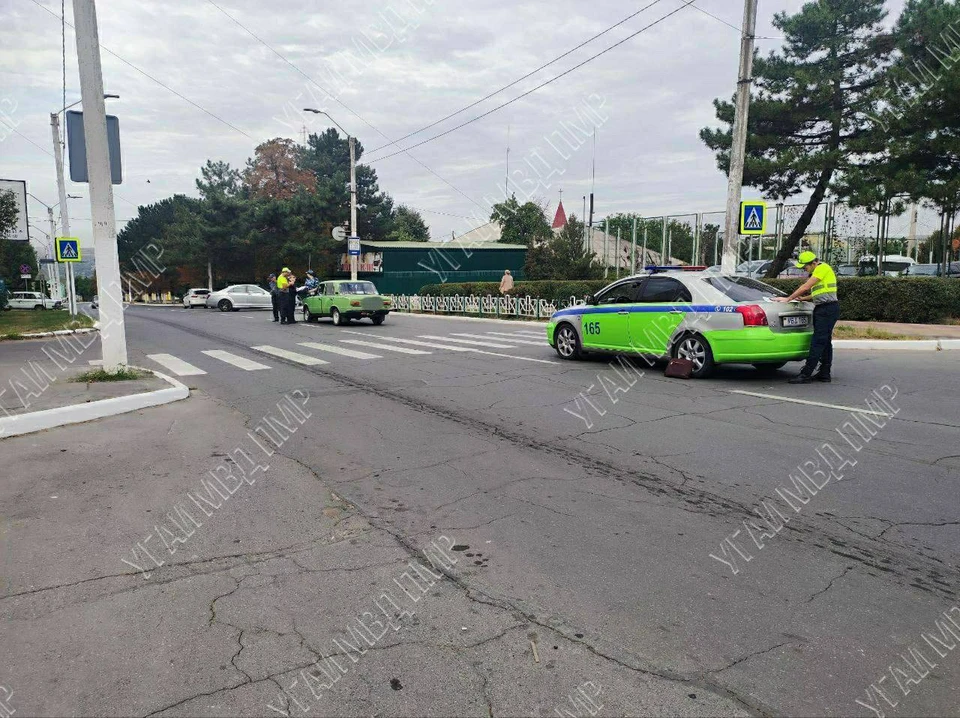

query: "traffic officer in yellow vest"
left=772, top=251, right=839, bottom=384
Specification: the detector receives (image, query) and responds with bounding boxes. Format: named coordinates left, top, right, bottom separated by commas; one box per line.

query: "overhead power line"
left=367, top=0, right=700, bottom=164
left=28, top=0, right=252, bottom=139
left=0, top=117, right=56, bottom=158
left=205, top=0, right=484, bottom=211
left=367, top=0, right=669, bottom=154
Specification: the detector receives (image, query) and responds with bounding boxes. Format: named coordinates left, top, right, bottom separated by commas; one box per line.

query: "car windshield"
left=704, top=276, right=786, bottom=301
left=340, top=282, right=378, bottom=295
left=908, top=264, right=939, bottom=275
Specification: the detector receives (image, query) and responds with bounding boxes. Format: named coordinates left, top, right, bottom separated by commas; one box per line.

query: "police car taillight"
left=736, top=304, right=768, bottom=326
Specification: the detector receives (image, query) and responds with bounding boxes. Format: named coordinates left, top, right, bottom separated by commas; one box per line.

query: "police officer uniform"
left=778, top=251, right=839, bottom=383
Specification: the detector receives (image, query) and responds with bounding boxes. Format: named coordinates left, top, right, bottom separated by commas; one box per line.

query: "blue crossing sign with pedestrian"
left=55, top=237, right=82, bottom=263
left=739, top=201, right=767, bottom=235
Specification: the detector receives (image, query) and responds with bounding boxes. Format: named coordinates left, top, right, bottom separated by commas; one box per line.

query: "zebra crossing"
left=144, top=327, right=552, bottom=376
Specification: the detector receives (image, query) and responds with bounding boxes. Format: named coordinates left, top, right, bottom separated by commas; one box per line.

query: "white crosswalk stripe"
left=147, top=353, right=207, bottom=376
left=298, top=342, right=382, bottom=359
left=202, top=350, right=271, bottom=371
left=418, top=335, right=517, bottom=349
left=251, top=345, right=329, bottom=366
left=453, top=332, right=544, bottom=346
left=486, top=331, right=546, bottom=342
left=342, top=331, right=473, bottom=351
left=339, top=339, right=431, bottom=355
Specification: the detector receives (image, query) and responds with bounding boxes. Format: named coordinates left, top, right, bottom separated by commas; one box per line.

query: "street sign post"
left=347, top=236, right=360, bottom=256
left=332, top=226, right=346, bottom=242
left=739, top=201, right=767, bottom=236
left=55, top=237, right=82, bottom=262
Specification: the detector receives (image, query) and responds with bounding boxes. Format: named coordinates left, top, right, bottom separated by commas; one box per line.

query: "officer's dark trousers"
left=281, top=291, right=296, bottom=324
left=802, top=301, right=840, bottom=376
left=271, top=293, right=280, bottom=321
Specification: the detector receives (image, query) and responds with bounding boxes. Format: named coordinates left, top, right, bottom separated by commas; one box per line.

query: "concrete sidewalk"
left=840, top=320, right=960, bottom=338
left=0, top=336, right=186, bottom=437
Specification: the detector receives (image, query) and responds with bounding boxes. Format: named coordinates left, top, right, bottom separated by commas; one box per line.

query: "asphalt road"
left=2, top=304, right=958, bottom=717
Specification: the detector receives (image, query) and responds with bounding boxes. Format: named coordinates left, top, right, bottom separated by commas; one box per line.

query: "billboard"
left=0, top=179, right=29, bottom=241
left=338, top=251, right=383, bottom=273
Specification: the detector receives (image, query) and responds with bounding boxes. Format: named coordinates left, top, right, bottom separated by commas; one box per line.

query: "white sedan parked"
left=6, top=291, right=63, bottom=310
left=205, top=285, right=273, bottom=312
left=183, top=288, right=211, bottom=308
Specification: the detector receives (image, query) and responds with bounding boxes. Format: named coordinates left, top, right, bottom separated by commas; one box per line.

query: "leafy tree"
left=0, top=189, right=18, bottom=239
left=701, top=0, right=892, bottom=277
left=244, top=138, right=316, bottom=200
left=0, top=236, right=37, bottom=289
left=525, top=215, right=602, bottom=280
left=387, top=205, right=429, bottom=242
left=197, top=160, right=242, bottom=199
left=490, top=195, right=552, bottom=247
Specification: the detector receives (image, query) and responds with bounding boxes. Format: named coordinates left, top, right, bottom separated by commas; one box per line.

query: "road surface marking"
left=298, top=342, right=382, bottom=359
left=502, top=330, right=546, bottom=338
left=147, top=353, right=207, bottom=376
left=339, top=339, right=431, bottom=355
left=419, top=335, right=517, bottom=349
left=452, top=332, right=544, bottom=346
left=202, top=350, right=271, bottom=371
left=728, top=390, right=894, bottom=417
left=88, top=359, right=102, bottom=366
left=251, top=345, right=329, bottom=366
left=342, top=331, right=472, bottom=351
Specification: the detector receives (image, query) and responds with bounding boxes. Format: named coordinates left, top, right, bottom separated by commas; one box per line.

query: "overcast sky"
left=2, top=0, right=915, bottom=252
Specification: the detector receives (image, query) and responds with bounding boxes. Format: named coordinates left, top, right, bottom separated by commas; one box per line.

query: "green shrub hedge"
left=418, top=277, right=960, bottom=324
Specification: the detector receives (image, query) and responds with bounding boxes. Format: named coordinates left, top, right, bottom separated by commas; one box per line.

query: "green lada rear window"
left=339, top=282, right=379, bottom=295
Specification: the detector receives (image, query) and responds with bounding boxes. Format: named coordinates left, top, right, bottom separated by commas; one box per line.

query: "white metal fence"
left=390, top=294, right=583, bottom=320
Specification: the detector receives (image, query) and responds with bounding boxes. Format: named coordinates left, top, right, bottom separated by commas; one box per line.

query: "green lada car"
left=546, top=270, right=814, bottom=378
left=301, top=280, right=392, bottom=326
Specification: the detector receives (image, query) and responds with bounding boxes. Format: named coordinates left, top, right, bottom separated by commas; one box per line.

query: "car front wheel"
left=554, top=324, right=582, bottom=360
left=673, top=334, right=715, bottom=378
left=218, top=299, right=232, bottom=312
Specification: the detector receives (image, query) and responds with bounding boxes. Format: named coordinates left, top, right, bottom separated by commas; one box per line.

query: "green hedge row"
left=418, top=277, right=960, bottom=324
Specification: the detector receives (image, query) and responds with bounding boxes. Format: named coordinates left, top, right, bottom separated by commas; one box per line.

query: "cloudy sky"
left=2, top=0, right=914, bottom=252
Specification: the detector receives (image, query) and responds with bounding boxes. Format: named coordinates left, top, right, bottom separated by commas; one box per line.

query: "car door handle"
left=669, top=310, right=683, bottom=315
left=618, top=310, right=629, bottom=315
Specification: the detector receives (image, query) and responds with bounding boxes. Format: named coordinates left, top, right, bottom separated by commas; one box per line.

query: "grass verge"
left=0, top=309, right=95, bottom=339
left=835, top=324, right=911, bottom=340
left=72, top=368, right=149, bottom=382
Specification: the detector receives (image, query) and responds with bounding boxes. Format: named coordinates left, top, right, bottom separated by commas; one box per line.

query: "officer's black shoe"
left=788, top=374, right=812, bottom=384
left=813, top=373, right=831, bottom=382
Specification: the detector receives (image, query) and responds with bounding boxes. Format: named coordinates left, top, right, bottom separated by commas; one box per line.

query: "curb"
left=0, top=366, right=189, bottom=439
left=834, top=339, right=953, bottom=351
left=17, top=327, right=99, bottom=340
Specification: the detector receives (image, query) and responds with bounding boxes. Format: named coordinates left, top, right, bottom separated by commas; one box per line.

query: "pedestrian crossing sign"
left=55, top=237, right=82, bottom=262
left=739, top=201, right=767, bottom=235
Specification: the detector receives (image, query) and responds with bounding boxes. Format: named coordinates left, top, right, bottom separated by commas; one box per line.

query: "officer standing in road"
left=268, top=273, right=280, bottom=322
left=276, top=268, right=297, bottom=325
left=773, top=251, right=839, bottom=383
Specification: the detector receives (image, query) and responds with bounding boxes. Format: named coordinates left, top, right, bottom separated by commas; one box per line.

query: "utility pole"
left=349, top=135, right=358, bottom=281
left=50, top=112, right=77, bottom=315
left=47, top=207, right=63, bottom=300
left=907, top=202, right=918, bottom=260
left=721, top=0, right=759, bottom=274
left=73, top=0, right=128, bottom=370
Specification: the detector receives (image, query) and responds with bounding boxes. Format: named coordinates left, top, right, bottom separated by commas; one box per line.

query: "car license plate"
left=782, top=315, right=809, bottom=327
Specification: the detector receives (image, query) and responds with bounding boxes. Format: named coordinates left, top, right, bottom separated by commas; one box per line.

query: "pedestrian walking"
left=773, top=251, right=839, bottom=383
left=268, top=273, right=280, bottom=322
left=499, top=269, right=514, bottom=296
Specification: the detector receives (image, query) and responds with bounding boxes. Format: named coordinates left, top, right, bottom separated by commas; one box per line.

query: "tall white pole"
left=46, top=207, right=63, bottom=300
left=349, top=135, right=358, bottom=282
left=51, top=112, right=77, bottom=315
left=721, top=0, right=759, bottom=274
left=73, top=0, right=128, bottom=370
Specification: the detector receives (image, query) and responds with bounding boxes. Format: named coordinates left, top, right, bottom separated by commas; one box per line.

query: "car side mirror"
left=585, top=294, right=597, bottom=305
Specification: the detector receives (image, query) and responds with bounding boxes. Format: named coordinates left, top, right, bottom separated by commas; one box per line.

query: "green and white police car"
left=546, top=267, right=814, bottom=378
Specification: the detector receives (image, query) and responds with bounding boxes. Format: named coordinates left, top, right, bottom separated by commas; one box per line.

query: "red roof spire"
left=552, top=200, right=567, bottom=229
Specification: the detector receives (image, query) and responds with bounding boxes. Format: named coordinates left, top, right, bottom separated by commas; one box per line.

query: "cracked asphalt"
left=1, top=306, right=958, bottom=717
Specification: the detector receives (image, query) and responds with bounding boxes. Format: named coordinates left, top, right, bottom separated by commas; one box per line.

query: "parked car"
left=301, top=280, right=392, bottom=325
left=837, top=264, right=859, bottom=277
left=6, top=291, right=63, bottom=310
left=183, top=287, right=211, bottom=308
left=91, top=295, right=99, bottom=309
left=736, top=260, right=769, bottom=278
left=902, top=263, right=941, bottom=277
left=205, top=284, right=273, bottom=312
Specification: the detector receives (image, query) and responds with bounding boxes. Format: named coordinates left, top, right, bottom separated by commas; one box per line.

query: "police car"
left=546, top=267, right=814, bottom=378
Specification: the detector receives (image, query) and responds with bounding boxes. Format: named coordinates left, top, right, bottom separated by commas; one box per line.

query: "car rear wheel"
left=331, top=307, right=342, bottom=326
left=673, top=333, right=715, bottom=378
left=372, top=315, right=385, bottom=325
left=554, top=324, right=582, bottom=360
left=218, top=299, right=232, bottom=312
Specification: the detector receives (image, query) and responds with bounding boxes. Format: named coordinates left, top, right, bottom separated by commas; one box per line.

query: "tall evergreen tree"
left=700, top=0, right=892, bottom=276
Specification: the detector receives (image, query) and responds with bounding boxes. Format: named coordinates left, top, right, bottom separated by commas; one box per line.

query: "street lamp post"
left=304, top=108, right=358, bottom=280
left=50, top=92, right=117, bottom=316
